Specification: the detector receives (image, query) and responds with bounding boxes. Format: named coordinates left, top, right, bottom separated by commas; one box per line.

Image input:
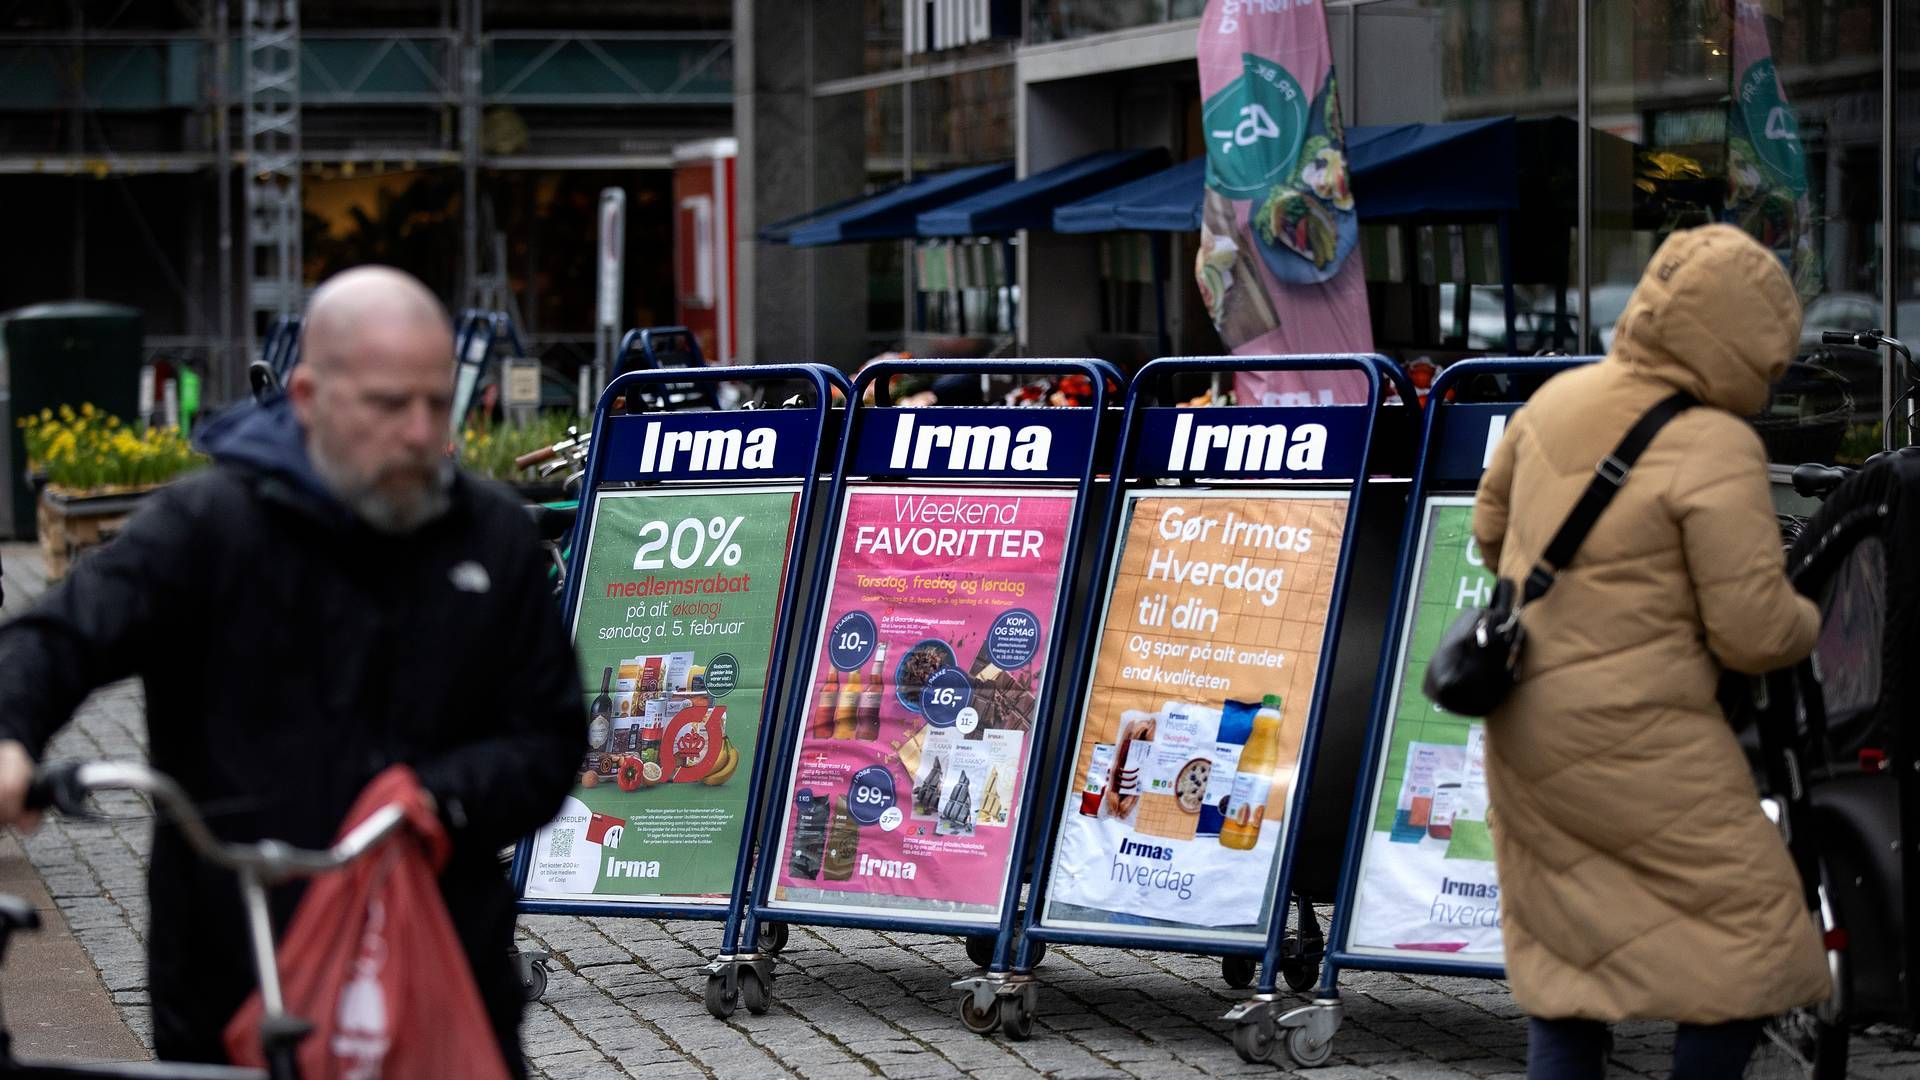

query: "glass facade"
left=1337, top=0, right=1897, bottom=461
left=1588, top=0, right=1887, bottom=461
left=799, top=0, right=1910, bottom=461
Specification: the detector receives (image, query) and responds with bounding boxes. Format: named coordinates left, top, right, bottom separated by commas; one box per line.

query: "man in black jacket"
left=0, top=266, right=583, bottom=1073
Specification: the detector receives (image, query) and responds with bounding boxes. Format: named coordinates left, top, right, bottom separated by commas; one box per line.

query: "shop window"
left=1589, top=0, right=1885, bottom=465
left=914, top=239, right=1016, bottom=339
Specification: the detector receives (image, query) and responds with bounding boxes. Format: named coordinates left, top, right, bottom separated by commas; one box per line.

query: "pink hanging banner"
left=1196, top=0, right=1373, bottom=406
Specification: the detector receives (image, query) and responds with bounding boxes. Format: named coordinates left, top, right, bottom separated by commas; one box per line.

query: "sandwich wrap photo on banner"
left=1347, top=498, right=1502, bottom=962
left=771, top=485, right=1075, bottom=923
left=523, top=487, right=799, bottom=905
left=1042, top=491, right=1348, bottom=943
left=1195, top=0, right=1373, bottom=408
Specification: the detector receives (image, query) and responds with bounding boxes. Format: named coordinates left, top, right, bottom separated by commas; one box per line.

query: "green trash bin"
left=0, top=302, right=143, bottom=540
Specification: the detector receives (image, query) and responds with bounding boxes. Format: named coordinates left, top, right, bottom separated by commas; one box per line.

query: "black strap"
left=1522, top=391, right=1696, bottom=603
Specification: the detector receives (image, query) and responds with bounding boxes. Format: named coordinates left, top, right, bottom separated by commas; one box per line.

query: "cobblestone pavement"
left=5, top=544, right=1919, bottom=1078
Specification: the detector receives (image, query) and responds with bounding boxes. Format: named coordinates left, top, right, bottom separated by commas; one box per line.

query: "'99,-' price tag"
left=847, top=765, right=897, bottom=826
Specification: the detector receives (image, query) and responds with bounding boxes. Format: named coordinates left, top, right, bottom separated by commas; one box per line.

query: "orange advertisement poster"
left=1041, top=490, right=1348, bottom=941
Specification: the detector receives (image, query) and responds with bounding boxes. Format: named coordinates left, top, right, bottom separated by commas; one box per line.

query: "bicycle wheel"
left=1747, top=867, right=1850, bottom=1080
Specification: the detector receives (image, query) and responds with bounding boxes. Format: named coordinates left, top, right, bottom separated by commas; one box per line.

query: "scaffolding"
left=242, top=0, right=302, bottom=367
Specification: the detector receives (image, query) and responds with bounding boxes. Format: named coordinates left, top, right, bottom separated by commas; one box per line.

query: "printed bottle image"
left=1220, top=694, right=1283, bottom=851
left=812, top=667, right=840, bottom=739
left=1079, top=744, right=1116, bottom=817
left=854, top=643, right=888, bottom=741
left=1200, top=699, right=1256, bottom=837
left=589, top=668, right=614, bottom=754
left=833, top=664, right=862, bottom=740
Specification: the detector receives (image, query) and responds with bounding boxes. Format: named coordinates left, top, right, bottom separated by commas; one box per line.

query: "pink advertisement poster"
left=1195, top=0, right=1373, bottom=407
left=769, top=485, right=1076, bottom=924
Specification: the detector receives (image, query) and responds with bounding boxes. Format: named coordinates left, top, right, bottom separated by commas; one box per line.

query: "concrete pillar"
left=1019, top=77, right=1114, bottom=356
left=734, top=0, right=867, bottom=368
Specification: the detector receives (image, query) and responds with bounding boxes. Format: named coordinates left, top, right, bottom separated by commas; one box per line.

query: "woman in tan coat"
left=1473, top=224, right=1829, bottom=1078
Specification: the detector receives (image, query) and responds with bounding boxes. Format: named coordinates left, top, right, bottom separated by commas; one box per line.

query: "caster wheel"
left=965, top=934, right=995, bottom=969
left=519, top=958, right=549, bottom=1002
left=1287, top=1025, right=1334, bottom=1067
left=958, top=990, right=1001, bottom=1034
left=741, top=968, right=771, bottom=1015
left=759, top=920, right=790, bottom=956
left=1222, top=955, right=1257, bottom=989
left=1026, top=937, right=1048, bottom=968
left=1232, top=1019, right=1276, bottom=1064
left=1281, top=956, right=1320, bottom=993
left=704, top=972, right=738, bottom=1019
left=1003, top=993, right=1035, bottom=1041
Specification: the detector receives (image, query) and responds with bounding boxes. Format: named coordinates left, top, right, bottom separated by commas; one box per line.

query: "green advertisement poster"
left=1346, top=497, right=1504, bottom=963
left=522, top=485, right=799, bottom=906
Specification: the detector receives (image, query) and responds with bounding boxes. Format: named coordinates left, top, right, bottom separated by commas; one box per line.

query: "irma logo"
left=635, top=421, right=779, bottom=473
left=856, top=853, right=919, bottom=879
left=605, top=857, right=662, bottom=879
left=886, top=413, right=1054, bottom=472
left=1164, top=412, right=1329, bottom=474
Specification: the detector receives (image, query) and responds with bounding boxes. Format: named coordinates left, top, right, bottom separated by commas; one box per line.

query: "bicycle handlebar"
left=26, top=762, right=407, bottom=884
left=1820, top=328, right=1912, bottom=367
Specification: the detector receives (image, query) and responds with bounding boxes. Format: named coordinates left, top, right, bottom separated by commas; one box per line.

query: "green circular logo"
left=1203, top=54, right=1309, bottom=200
left=706, top=653, right=738, bottom=698
left=1738, top=59, right=1807, bottom=196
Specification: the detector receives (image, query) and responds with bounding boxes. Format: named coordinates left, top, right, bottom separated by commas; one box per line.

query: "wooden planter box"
left=36, top=485, right=156, bottom=581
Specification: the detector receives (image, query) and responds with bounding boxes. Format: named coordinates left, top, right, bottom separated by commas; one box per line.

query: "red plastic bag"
left=224, top=766, right=510, bottom=1080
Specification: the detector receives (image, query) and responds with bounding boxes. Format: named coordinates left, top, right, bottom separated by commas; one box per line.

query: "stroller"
left=1741, top=443, right=1920, bottom=1078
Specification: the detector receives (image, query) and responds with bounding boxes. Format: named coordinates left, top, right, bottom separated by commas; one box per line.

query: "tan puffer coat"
left=1472, top=224, right=1829, bottom=1022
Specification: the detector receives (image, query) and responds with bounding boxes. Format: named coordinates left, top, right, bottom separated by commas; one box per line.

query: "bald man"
left=0, top=266, right=583, bottom=1073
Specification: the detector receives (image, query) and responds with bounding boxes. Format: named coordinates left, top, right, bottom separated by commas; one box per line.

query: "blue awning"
left=1053, top=156, right=1206, bottom=233
left=1051, top=118, right=1534, bottom=233
left=786, top=163, right=1014, bottom=246
left=756, top=189, right=887, bottom=243
left=1345, top=116, right=1517, bottom=219
left=916, top=148, right=1170, bottom=238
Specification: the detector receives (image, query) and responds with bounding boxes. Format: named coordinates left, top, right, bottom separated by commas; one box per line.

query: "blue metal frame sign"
left=1016, top=354, right=1416, bottom=986
left=511, top=363, right=848, bottom=969
left=1322, top=357, right=1590, bottom=984
left=747, top=359, right=1116, bottom=967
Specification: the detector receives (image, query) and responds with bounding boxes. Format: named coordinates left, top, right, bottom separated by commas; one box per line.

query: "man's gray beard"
left=309, top=442, right=454, bottom=534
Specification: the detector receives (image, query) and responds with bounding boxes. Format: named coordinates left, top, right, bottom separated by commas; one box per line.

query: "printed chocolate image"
left=898, top=641, right=953, bottom=708
left=937, top=770, right=975, bottom=837
left=912, top=755, right=946, bottom=817
left=789, top=797, right=830, bottom=880
left=822, top=796, right=860, bottom=881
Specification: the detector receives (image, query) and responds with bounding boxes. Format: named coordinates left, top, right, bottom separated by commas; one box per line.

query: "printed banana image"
left=700, top=738, right=742, bottom=786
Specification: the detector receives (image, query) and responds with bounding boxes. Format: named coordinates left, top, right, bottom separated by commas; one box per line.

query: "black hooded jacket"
left=0, top=398, right=584, bottom=1068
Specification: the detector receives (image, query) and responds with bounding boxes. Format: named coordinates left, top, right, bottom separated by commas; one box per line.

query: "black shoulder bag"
left=1423, top=392, right=1696, bottom=717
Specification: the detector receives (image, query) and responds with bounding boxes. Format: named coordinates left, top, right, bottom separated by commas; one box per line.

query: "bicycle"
left=0, top=761, right=412, bottom=1080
